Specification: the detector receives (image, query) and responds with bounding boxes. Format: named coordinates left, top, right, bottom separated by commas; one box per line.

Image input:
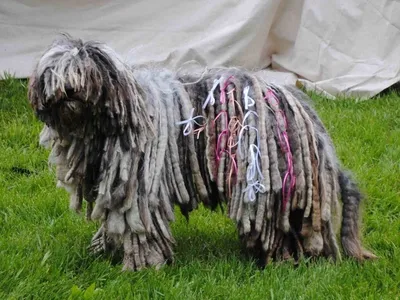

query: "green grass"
left=0, top=76, right=399, bottom=299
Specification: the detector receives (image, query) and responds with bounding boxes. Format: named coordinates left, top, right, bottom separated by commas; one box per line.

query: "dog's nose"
left=64, top=82, right=75, bottom=97
left=65, top=88, right=75, bottom=98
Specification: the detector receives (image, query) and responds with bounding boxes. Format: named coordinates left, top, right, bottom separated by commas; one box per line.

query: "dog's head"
left=28, top=34, right=151, bottom=141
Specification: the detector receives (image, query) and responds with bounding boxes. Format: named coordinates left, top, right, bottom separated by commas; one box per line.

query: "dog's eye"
left=65, top=88, right=77, bottom=99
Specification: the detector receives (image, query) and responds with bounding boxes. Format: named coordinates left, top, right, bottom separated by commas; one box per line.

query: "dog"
left=28, top=34, right=376, bottom=270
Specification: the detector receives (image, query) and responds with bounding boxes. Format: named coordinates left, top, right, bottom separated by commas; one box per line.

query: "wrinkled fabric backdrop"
left=1, top=0, right=399, bottom=99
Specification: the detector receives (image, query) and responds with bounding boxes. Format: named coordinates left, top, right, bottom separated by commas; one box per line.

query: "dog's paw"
left=361, top=248, right=378, bottom=260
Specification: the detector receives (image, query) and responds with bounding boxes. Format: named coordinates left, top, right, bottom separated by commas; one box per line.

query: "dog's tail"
left=339, top=170, right=377, bottom=260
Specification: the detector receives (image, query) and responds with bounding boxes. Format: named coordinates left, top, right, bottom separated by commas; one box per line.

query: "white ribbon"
left=240, top=89, right=266, bottom=203
left=202, top=78, right=220, bottom=109
left=176, top=108, right=206, bottom=136
left=243, top=86, right=255, bottom=110
left=237, top=124, right=259, bottom=159
left=246, top=144, right=264, bottom=182
left=243, top=180, right=266, bottom=203
left=242, top=110, right=258, bottom=125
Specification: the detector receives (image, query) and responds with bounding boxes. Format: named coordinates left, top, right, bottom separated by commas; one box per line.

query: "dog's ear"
left=28, top=71, right=41, bottom=111
left=28, top=67, right=53, bottom=115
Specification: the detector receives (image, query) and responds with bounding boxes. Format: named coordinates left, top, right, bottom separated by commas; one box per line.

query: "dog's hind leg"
left=339, top=170, right=377, bottom=260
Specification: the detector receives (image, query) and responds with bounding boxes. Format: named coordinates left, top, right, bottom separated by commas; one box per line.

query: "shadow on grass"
left=173, top=226, right=245, bottom=264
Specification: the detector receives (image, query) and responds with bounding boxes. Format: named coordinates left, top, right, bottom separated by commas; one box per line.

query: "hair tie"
left=202, top=78, right=220, bottom=109
left=176, top=108, right=206, bottom=136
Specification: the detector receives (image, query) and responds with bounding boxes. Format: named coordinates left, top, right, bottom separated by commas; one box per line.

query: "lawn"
left=0, top=76, right=399, bottom=299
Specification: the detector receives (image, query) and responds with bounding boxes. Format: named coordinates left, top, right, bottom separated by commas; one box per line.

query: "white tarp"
left=1, top=0, right=399, bottom=99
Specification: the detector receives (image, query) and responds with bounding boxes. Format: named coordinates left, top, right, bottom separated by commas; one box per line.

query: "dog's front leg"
left=89, top=209, right=174, bottom=271
left=121, top=209, right=175, bottom=271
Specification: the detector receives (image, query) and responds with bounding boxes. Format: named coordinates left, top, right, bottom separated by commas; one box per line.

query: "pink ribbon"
left=226, top=117, right=242, bottom=176
left=214, top=111, right=229, bottom=162
left=219, top=76, right=234, bottom=104
left=265, top=89, right=296, bottom=211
